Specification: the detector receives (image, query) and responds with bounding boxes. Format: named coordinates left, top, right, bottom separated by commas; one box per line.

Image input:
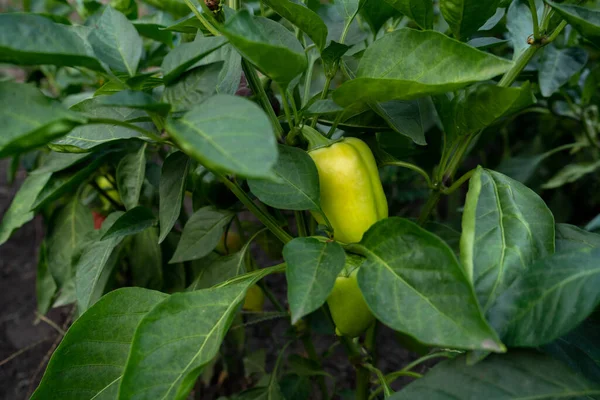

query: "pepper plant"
left=1, top=0, right=600, bottom=398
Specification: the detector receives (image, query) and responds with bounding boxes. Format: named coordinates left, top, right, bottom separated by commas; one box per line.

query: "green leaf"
left=436, top=82, right=536, bottom=138
left=52, top=98, right=154, bottom=152
left=0, top=81, right=86, bottom=158
left=440, top=0, right=502, bottom=41
left=507, top=0, right=544, bottom=59
left=283, top=237, right=346, bottom=324
left=547, top=1, right=600, bottom=46
left=383, top=0, right=433, bottom=29
left=542, top=160, right=600, bottom=189
left=101, top=206, right=156, bottom=241
left=141, top=0, right=189, bottom=16
left=488, top=247, right=600, bottom=347
left=131, top=228, right=163, bottom=290
left=47, top=197, right=94, bottom=289
left=187, top=252, right=245, bottom=291
left=355, top=217, right=504, bottom=351
left=118, top=281, right=253, bottom=400
left=248, top=145, right=320, bottom=211
left=35, top=152, right=91, bottom=174
left=261, top=0, right=328, bottom=51
left=543, top=319, right=600, bottom=383
left=88, top=6, right=143, bottom=75
left=333, top=0, right=360, bottom=22
left=539, top=45, right=588, bottom=97
left=321, top=41, right=351, bottom=77
left=116, top=143, right=147, bottom=210
left=556, top=223, right=600, bottom=252
left=133, top=21, right=174, bottom=46
left=32, top=153, right=113, bottom=211
left=360, top=0, right=401, bottom=34
left=36, top=241, right=56, bottom=315
left=0, top=13, right=103, bottom=71
left=332, top=29, right=513, bottom=106
left=31, top=288, right=168, bottom=400
left=161, top=36, right=228, bottom=84
left=158, top=151, right=190, bottom=243
left=170, top=206, right=234, bottom=263
left=75, top=211, right=125, bottom=312
left=166, top=94, right=278, bottom=180
left=0, top=172, right=52, bottom=246
left=222, top=10, right=307, bottom=88
left=163, top=62, right=223, bottom=112
left=389, top=351, right=600, bottom=400
left=96, top=91, right=171, bottom=116
left=467, top=37, right=509, bottom=50
left=371, top=100, right=426, bottom=146
left=460, top=167, right=555, bottom=311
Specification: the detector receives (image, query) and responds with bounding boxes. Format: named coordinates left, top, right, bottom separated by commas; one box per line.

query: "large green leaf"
left=261, top=0, right=328, bottom=51
left=360, top=0, right=401, bottom=34
left=390, top=351, right=600, bottom=399
left=332, top=29, right=513, bottom=106
left=170, top=206, right=234, bottom=263
left=460, top=167, right=555, bottom=311
left=131, top=228, right=163, bottom=290
left=440, top=0, right=502, bottom=41
left=555, top=223, right=600, bottom=252
left=161, top=36, right=228, bottom=84
left=188, top=253, right=244, bottom=291
left=75, top=212, right=125, bottom=313
left=88, top=6, right=143, bottom=76
left=436, top=82, right=536, bottom=138
left=0, top=172, right=52, bottom=246
left=31, top=288, right=168, bottom=400
left=547, top=1, right=600, bottom=46
left=166, top=94, right=278, bottom=180
left=354, top=217, right=504, bottom=351
left=158, top=151, right=190, bottom=243
left=101, top=206, right=156, bottom=241
left=222, top=10, right=307, bottom=88
left=543, top=319, right=600, bottom=383
left=0, top=81, right=86, bottom=158
left=162, top=62, right=223, bottom=112
left=382, top=0, right=433, bottom=29
left=371, top=100, right=426, bottom=145
left=47, top=198, right=94, bottom=290
left=96, top=91, right=171, bottom=116
left=488, top=247, right=600, bottom=347
left=539, top=45, right=588, bottom=97
left=0, top=13, right=103, bottom=71
left=116, top=143, right=146, bottom=210
left=283, top=237, right=346, bottom=324
left=248, top=145, right=320, bottom=211
left=118, top=281, right=253, bottom=400
left=52, top=98, right=153, bottom=152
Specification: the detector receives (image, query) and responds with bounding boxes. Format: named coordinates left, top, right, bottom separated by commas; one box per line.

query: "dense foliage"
left=1, top=0, right=600, bottom=399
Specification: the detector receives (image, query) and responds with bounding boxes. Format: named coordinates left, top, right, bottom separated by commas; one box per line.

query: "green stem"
left=528, top=0, right=541, bottom=40
left=387, top=352, right=455, bottom=381
left=326, top=112, right=344, bottom=139
left=380, top=161, right=433, bottom=189
left=540, top=4, right=552, bottom=32
left=303, top=51, right=318, bottom=107
left=441, top=168, right=475, bottom=195
left=301, top=334, right=330, bottom=400
left=295, top=211, right=308, bottom=237
left=310, top=75, right=334, bottom=128
left=544, top=20, right=568, bottom=44
left=301, top=125, right=332, bottom=150
left=364, top=364, right=392, bottom=398
left=242, top=60, right=284, bottom=140
left=183, top=0, right=221, bottom=36
left=281, top=91, right=295, bottom=129
left=417, top=190, right=441, bottom=225
left=356, top=366, right=370, bottom=400
left=217, top=174, right=293, bottom=244
left=498, top=45, right=540, bottom=88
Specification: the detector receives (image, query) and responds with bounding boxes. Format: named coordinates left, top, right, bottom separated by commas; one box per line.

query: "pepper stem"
left=300, top=126, right=332, bottom=150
